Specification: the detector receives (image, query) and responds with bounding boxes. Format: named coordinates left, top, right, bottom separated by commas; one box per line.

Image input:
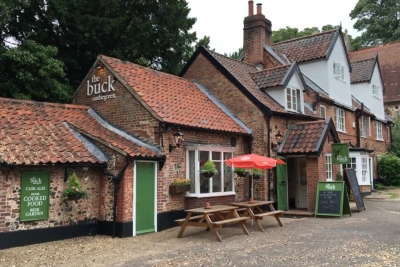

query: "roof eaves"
left=193, top=82, right=252, bottom=134
left=351, top=95, right=372, bottom=112
left=326, top=27, right=353, bottom=72
left=263, top=44, right=286, bottom=65
left=88, top=108, right=163, bottom=155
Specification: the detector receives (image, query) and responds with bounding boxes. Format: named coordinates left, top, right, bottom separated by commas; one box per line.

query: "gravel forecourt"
left=1, top=190, right=400, bottom=267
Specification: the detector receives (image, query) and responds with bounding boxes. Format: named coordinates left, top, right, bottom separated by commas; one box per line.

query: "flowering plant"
left=62, top=172, right=88, bottom=199
left=171, top=178, right=191, bottom=186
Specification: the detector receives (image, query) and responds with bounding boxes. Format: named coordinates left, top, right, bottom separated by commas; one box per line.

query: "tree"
left=350, top=0, right=400, bottom=45
left=390, top=117, right=400, bottom=157
left=0, top=40, right=71, bottom=102
left=225, top=48, right=243, bottom=59
left=1, top=0, right=197, bottom=93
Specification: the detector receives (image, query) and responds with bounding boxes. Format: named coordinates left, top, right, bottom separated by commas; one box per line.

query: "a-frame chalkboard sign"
left=315, top=181, right=351, bottom=218
left=343, top=168, right=365, bottom=212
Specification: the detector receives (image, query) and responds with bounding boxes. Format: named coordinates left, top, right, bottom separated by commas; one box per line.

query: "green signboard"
left=20, top=172, right=50, bottom=222
left=315, top=181, right=351, bottom=218
left=331, top=143, right=350, bottom=164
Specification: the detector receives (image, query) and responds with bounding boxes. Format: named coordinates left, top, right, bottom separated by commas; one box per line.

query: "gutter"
left=103, top=156, right=131, bottom=238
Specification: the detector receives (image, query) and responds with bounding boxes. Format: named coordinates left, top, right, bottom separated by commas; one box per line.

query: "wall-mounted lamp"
left=271, top=131, right=283, bottom=151
left=169, top=127, right=184, bottom=152
left=95, top=62, right=104, bottom=69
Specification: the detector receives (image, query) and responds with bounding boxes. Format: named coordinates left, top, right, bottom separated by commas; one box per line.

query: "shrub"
left=62, top=172, right=88, bottom=199
left=374, top=183, right=385, bottom=190
left=200, top=160, right=218, bottom=175
left=234, top=168, right=249, bottom=177
left=377, top=154, right=400, bottom=186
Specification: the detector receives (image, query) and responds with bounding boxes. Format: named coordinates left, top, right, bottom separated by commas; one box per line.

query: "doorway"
left=295, top=158, right=308, bottom=209
left=134, top=161, right=157, bottom=236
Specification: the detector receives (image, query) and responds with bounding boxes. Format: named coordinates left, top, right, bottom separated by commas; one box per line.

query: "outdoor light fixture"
left=95, top=62, right=104, bottom=69
left=169, top=127, right=184, bottom=152
left=271, top=131, right=283, bottom=152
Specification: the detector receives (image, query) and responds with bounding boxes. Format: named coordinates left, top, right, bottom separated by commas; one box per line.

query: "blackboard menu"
left=343, top=168, right=365, bottom=212
left=317, top=190, right=341, bottom=214
left=315, top=181, right=351, bottom=218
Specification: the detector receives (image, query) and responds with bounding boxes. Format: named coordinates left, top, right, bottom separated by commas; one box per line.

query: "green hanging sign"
left=331, top=143, right=350, bottom=164
left=20, top=172, right=50, bottom=222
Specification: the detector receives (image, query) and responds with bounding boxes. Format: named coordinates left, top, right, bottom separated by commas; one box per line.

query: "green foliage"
left=62, top=172, right=88, bottom=199
left=374, top=183, right=385, bottom=190
left=252, top=168, right=263, bottom=179
left=0, top=40, right=72, bottom=102
left=234, top=168, right=249, bottom=177
left=390, top=117, right=400, bottom=157
left=350, top=0, right=400, bottom=45
left=376, top=154, right=400, bottom=186
left=200, top=160, right=218, bottom=175
left=1, top=0, right=198, bottom=93
left=336, top=171, right=343, bottom=181
left=171, top=178, right=190, bottom=186
left=225, top=48, right=243, bottom=59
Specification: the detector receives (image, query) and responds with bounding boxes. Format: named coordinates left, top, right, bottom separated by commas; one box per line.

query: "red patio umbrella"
left=225, top=154, right=286, bottom=200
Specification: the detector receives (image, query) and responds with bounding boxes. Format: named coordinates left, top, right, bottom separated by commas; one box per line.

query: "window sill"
left=336, top=129, right=347, bottom=134
left=373, top=96, right=381, bottom=100
left=185, top=192, right=236, bottom=198
left=334, top=77, right=346, bottom=83
left=376, top=138, right=384, bottom=142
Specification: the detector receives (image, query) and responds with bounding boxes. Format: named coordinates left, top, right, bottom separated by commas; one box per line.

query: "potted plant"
left=234, top=168, right=249, bottom=177
left=200, top=160, right=218, bottom=178
left=62, top=172, right=88, bottom=201
left=169, top=178, right=191, bottom=194
left=252, top=168, right=264, bottom=179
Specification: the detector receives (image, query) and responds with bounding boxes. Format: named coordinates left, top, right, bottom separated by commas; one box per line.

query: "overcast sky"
left=187, top=0, right=361, bottom=55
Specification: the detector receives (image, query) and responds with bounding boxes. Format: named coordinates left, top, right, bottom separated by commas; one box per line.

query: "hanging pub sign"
left=331, top=143, right=350, bottom=164
left=87, top=74, right=116, bottom=102
left=20, top=172, right=50, bottom=222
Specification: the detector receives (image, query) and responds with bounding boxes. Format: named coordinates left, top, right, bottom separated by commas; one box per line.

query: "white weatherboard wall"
left=327, top=37, right=352, bottom=106
left=267, top=85, right=285, bottom=106
left=352, top=64, right=385, bottom=121
left=298, top=59, right=329, bottom=93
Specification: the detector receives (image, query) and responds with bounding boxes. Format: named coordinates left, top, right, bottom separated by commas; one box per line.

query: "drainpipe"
left=266, top=113, right=271, bottom=201
left=103, top=156, right=131, bottom=238
left=355, top=103, right=364, bottom=147
left=248, top=134, right=253, bottom=199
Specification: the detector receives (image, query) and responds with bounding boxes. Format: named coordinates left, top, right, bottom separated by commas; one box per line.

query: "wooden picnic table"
left=176, top=205, right=250, bottom=242
left=230, top=200, right=284, bottom=232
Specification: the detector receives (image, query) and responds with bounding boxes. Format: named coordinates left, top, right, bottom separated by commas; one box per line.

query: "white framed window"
left=186, top=146, right=236, bottom=197
left=333, top=61, right=345, bottom=81
left=362, top=158, right=368, bottom=182
left=376, top=121, right=383, bottom=140
left=286, top=87, right=302, bottom=112
left=326, top=154, right=332, bottom=180
left=320, top=105, right=326, bottom=119
left=344, top=157, right=357, bottom=170
left=334, top=107, right=345, bottom=132
left=361, top=116, right=370, bottom=137
left=373, top=84, right=380, bottom=99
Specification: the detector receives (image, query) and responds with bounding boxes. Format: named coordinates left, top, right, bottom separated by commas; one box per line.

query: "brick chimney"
left=243, top=1, right=272, bottom=68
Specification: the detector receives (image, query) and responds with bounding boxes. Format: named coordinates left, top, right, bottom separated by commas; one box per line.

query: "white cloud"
left=187, top=0, right=361, bottom=54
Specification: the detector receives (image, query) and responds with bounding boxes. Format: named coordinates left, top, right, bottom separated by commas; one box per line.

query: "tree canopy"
left=350, top=0, right=400, bottom=45
left=1, top=0, right=198, bottom=102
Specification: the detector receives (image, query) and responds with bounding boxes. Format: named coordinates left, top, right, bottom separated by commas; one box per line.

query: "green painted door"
left=136, top=162, right=156, bottom=234
left=277, top=157, right=288, bottom=211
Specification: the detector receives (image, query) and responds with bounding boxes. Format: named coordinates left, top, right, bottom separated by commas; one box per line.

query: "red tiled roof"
left=279, top=118, right=338, bottom=155
left=350, top=42, right=400, bottom=103
left=350, top=58, right=375, bottom=83
left=271, top=30, right=337, bottom=63
left=0, top=98, right=160, bottom=165
left=205, top=50, right=285, bottom=112
left=101, top=56, right=248, bottom=133
left=250, top=65, right=291, bottom=89
left=351, top=97, right=374, bottom=116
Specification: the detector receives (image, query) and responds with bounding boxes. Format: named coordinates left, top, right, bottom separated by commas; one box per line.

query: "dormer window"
left=333, top=61, right=345, bottom=81
left=286, top=87, right=301, bottom=112
left=373, top=84, right=380, bottom=99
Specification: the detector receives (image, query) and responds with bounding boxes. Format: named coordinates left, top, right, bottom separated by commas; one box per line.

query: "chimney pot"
left=257, top=3, right=262, bottom=14
left=248, top=1, right=254, bottom=16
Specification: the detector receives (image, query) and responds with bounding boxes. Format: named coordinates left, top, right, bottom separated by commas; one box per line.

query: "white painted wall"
left=327, top=37, right=352, bottom=106
left=298, top=59, right=329, bottom=92
left=267, top=85, right=285, bottom=106
left=351, top=64, right=385, bottom=121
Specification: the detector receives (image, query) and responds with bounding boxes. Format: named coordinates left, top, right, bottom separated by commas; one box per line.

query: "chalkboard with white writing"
left=315, top=181, right=351, bottom=218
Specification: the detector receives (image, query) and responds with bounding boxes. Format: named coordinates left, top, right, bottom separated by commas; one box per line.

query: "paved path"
left=1, top=198, right=400, bottom=267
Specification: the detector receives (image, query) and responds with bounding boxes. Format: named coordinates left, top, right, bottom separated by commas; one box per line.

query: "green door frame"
left=133, top=161, right=157, bottom=236
left=277, top=156, right=288, bottom=211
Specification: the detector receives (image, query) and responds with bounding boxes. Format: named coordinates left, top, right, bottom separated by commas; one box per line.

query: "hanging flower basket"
left=66, top=194, right=83, bottom=201
left=169, top=184, right=190, bottom=194
left=200, top=160, right=218, bottom=179
left=252, top=169, right=264, bottom=179
left=201, top=172, right=215, bottom=179
left=234, top=168, right=249, bottom=177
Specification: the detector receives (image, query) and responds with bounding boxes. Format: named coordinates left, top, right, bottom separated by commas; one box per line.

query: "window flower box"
left=169, top=184, right=190, bottom=194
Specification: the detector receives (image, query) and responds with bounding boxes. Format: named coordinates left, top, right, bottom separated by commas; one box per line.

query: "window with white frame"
left=333, top=61, right=345, bottom=81
left=373, top=84, right=380, bottom=99
left=186, top=147, right=235, bottom=196
left=320, top=105, right=326, bottom=119
left=362, top=158, right=368, bottom=182
left=286, top=87, right=301, bottom=112
left=334, top=107, right=345, bottom=132
left=361, top=116, right=370, bottom=137
left=376, top=121, right=383, bottom=140
left=344, top=157, right=357, bottom=170
left=326, top=154, right=332, bottom=180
